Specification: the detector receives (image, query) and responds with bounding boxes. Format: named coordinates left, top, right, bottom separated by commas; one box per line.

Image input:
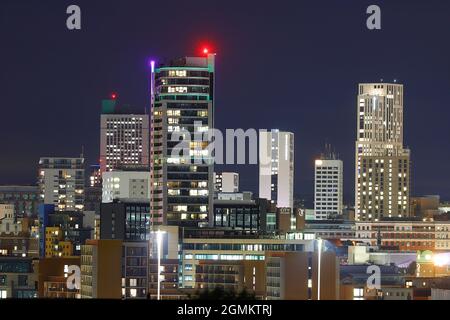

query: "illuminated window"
left=168, top=189, right=180, bottom=196
left=168, top=118, right=179, bottom=124
left=167, top=157, right=181, bottom=164
left=353, top=288, right=364, bottom=300
left=196, top=126, right=209, bottom=132
left=190, top=149, right=208, bottom=157
left=167, top=110, right=180, bottom=116
left=168, top=86, right=188, bottom=93
left=174, top=205, right=187, bottom=212
left=168, top=70, right=187, bottom=77
left=189, top=189, right=208, bottom=196
left=168, top=126, right=180, bottom=132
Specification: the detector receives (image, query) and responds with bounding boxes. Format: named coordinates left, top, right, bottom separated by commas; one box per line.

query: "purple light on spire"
left=149, top=59, right=156, bottom=97
left=150, top=60, right=155, bottom=72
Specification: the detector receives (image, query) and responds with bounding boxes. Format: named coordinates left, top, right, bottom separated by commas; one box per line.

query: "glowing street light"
left=317, top=238, right=323, bottom=300
left=151, top=229, right=166, bottom=300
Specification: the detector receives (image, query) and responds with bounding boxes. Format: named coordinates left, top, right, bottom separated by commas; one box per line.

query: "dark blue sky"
left=1, top=0, right=449, bottom=203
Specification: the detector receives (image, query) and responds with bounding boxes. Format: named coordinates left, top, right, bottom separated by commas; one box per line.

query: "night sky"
left=1, top=0, right=450, bottom=204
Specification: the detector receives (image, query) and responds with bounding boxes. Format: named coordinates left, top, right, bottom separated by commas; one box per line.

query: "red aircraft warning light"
left=111, top=93, right=118, bottom=99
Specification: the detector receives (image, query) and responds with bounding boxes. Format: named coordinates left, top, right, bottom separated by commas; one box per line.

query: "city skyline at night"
left=2, top=0, right=450, bottom=307
left=1, top=0, right=450, bottom=202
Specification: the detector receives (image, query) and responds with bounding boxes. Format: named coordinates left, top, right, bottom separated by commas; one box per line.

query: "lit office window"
left=353, top=288, right=364, bottom=300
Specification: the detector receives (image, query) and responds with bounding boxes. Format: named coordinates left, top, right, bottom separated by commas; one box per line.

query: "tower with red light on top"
left=149, top=50, right=215, bottom=226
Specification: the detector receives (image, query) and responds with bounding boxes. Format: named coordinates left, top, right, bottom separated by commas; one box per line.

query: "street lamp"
left=317, top=238, right=323, bottom=300
left=151, top=229, right=166, bottom=300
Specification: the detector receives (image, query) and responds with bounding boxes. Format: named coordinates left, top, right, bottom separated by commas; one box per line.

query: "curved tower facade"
left=150, top=54, right=215, bottom=227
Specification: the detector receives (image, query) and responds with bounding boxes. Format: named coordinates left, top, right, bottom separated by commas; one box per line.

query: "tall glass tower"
left=150, top=53, right=215, bottom=227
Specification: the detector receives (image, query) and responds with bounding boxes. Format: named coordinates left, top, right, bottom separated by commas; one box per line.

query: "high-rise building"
left=355, top=83, right=411, bottom=221
left=102, top=170, right=150, bottom=203
left=150, top=53, right=215, bottom=227
left=259, top=130, right=294, bottom=210
left=38, top=157, right=85, bottom=212
left=215, top=172, right=239, bottom=193
left=99, top=98, right=149, bottom=173
left=314, top=152, right=343, bottom=220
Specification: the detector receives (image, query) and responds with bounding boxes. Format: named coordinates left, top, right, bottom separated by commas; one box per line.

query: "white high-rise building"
left=38, top=157, right=85, bottom=212
left=102, top=170, right=151, bottom=203
left=215, top=172, right=239, bottom=193
left=314, top=156, right=343, bottom=220
left=355, top=83, right=411, bottom=221
left=259, top=130, right=294, bottom=210
left=100, top=99, right=149, bottom=174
